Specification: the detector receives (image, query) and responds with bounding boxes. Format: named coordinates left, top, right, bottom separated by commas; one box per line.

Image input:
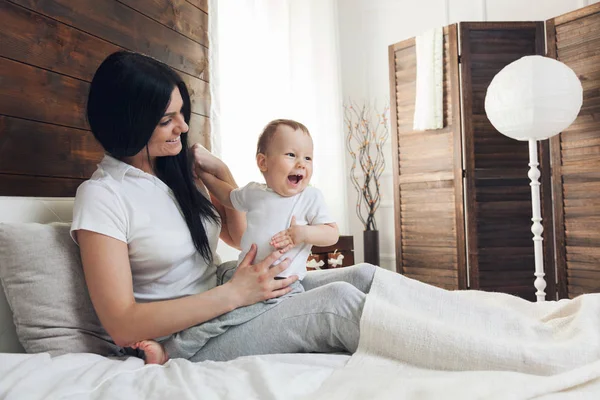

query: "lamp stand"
left=528, top=139, right=547, bottom=302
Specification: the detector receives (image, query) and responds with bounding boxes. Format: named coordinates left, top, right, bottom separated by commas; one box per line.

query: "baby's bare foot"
left=132, top=340, right=169, bottom=365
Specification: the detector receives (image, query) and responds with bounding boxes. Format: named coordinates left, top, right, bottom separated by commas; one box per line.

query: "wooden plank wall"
left=547, top=3, right=600, bottom=299
left=0, top=0, right=210, bottom=197
left=460, top=22, right=555, bottom=301
left=388, top=25, right=467, bottom=290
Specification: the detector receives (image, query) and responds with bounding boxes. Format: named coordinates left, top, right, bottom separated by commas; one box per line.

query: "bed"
left=3, top=197, right=600, bottom=399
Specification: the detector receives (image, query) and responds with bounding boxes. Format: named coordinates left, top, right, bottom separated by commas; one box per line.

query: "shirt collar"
left=99, top=154, right=134, bottom=182
left=99, top=154, right=174, bottom=195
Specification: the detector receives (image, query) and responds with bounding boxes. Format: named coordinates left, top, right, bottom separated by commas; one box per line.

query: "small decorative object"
left=327, top=250, right=344, bottom=268
left=344, top=100, right=390, bottom=266
left=306, top=253, right=325, bottom=271
left=485, top=55, right=583, bottom=302
left=310, top=236, right=355, bottom=268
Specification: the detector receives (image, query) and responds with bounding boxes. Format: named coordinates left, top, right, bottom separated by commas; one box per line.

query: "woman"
left=72, top=51, right=375, bottom=363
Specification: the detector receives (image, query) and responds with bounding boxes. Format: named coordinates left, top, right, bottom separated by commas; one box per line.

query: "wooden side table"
left=308, top=235, right=355, bottom=270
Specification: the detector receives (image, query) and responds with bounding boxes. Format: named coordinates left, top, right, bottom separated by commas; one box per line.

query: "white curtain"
left=209, top=0, right=349, bottom=240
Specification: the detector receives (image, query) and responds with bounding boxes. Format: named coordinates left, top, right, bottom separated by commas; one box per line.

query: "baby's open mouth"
left=288, top=175, right=303, bottom=185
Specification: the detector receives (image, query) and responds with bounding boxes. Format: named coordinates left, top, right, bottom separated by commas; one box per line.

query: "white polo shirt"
left=230, top=182, right=335, bottom=280
left=71, top=155, right=221, bottom=302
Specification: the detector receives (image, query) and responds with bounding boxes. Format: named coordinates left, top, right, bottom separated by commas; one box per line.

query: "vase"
left=363, top=230, right=380, bottom=266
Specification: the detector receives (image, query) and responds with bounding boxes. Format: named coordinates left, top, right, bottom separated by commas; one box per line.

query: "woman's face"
left=147, top=86, right=189, bottom=158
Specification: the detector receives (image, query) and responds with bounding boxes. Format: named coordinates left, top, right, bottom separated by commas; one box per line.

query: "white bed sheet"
left=0, top=352, right=349, bottom=400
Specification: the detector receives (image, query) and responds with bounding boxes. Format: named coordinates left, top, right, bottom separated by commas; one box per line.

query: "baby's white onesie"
left=230, top=182, right=334, bottom=279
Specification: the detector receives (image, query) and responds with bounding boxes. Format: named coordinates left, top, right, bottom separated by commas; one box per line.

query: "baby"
left=218, top=119, right=340, bottom=281
left=133, top=119, right=339, bottom=364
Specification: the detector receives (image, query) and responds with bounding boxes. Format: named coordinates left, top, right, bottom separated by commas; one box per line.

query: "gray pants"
left=161, top=263, right=376, bottom=362
left=161, top=261, right=305, bottom=359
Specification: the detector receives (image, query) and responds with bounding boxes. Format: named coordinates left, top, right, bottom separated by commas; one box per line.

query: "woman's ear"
left=256, top=153, right=268, bottom=172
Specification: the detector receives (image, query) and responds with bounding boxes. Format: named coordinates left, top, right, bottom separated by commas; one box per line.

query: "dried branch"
left=344, top=100, right=390, bottom=231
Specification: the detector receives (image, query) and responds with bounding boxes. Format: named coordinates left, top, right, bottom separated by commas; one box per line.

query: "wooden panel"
left=182, top=75, right=210, bottom=117
left=186, top=0, right=208, bottom=13
left=0, top=174, right=85, bottom=197
left=388, top=40, right=403, bottom=277
left=188, top=113, right=211, bottom=150
left=0, top=56, right=89, bottom=129
left=548, top=3, right=600, bottom=298
left=553, top=2, right=600, bottom=26
left=1, top=55, right=210, bottom=133
left=0, top=116, right=103, bottom=178
left=117, top=0, right=208, bottom=46
left=0, top=60, right=207, bottom=166
left=389, top=24, right=466, bottom=290
left=12, top=0, right=208, bottom=81
left=0, top=1, right=119, bottom=82
left=460, top=22, right=554, bottom=300
left=0, top=1, right=209, bottom=116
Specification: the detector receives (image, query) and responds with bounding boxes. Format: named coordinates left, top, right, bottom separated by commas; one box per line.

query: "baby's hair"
left=256, top=119, right=310, bottom=155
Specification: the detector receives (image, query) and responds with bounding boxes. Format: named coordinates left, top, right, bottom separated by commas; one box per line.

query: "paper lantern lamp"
left=485, top=55, right=583, bottom=301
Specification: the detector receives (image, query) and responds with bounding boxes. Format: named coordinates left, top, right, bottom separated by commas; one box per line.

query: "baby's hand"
left=270, top=216, right=306, bottom=252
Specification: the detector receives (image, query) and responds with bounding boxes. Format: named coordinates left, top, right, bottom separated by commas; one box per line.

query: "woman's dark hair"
left=87, top=51, right=219, bottom=262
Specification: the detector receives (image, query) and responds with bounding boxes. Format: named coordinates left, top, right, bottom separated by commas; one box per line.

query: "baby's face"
left=257, top=125, right=313, bottom=197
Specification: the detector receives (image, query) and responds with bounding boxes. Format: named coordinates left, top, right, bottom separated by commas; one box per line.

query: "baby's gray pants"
left=160, top=263, right=376, bottom=362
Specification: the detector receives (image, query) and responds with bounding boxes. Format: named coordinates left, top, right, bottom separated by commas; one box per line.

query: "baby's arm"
left=271, top=217, right=339, bottom=249
left=302, top=223, right=339, bottom=247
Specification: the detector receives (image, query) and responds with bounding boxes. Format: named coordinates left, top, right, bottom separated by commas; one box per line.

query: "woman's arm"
left=76, top=230, right=296, bottom=347
left=191, top=144, right=246, bottom=248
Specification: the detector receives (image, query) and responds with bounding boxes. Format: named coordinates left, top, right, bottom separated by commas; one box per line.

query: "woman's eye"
left=159, top=119, right=171, bottom=127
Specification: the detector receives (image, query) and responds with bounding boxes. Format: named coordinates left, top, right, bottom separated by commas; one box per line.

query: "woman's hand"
left=190, top=143, right=225, bottom=178
left=226, top=244, right=299, bottom=308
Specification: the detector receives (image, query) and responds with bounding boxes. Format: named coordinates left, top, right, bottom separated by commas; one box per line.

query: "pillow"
left=0, top=222, right=121, bottom=356
left=0, top=284, right=24, bottom=353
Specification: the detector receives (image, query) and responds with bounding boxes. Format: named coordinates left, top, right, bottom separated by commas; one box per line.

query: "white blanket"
left=315, top=268, right=600, bottom=399
left=4, top=269, right=600, bottom=399
left=0, top=352, right=348, bottom=399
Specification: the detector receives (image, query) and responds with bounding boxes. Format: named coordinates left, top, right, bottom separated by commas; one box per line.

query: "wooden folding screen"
left=388, top=25, right=466, bottom=290
left=547, top=3, right=600, bottom=299
left=389, top=22, right=555, bottom=300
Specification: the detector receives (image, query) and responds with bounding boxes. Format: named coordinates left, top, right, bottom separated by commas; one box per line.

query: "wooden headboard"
left=0, top=0, right=210, bottom=197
